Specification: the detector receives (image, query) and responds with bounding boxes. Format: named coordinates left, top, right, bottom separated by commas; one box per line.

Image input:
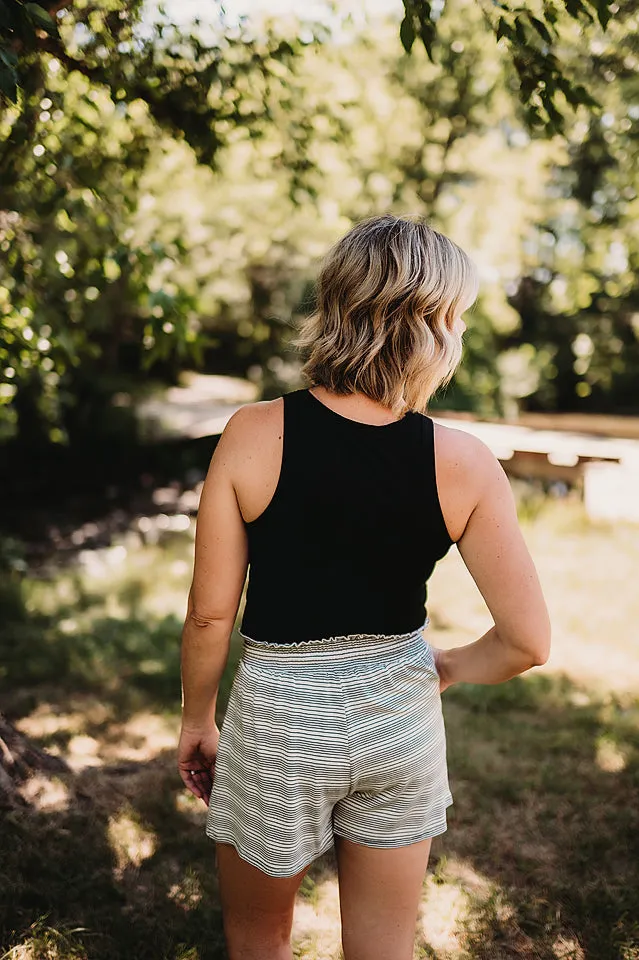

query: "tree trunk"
left=0, top=712, right=70, bottom=807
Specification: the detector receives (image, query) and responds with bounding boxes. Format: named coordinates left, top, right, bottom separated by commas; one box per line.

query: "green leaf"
left=593, top=0, right=612, bottom=28
left=542, top=0, right=559, bottom=24
left=496, top=17, right=515, bottom=41
left=596, top=7, right=611, bottom=28
left=556, top=76, right=581, bottom=106
left=527, top=15, right=554, bottom=44
left=414, top=0, right=433, bottom=24
left=563, top=0, right=594, bottom=21
left=418, top=22, right=436, bottom=61
left=24, top=3, right=58, bottom=35
left=0, top=49, right=20, bottom=69
left=400, top=16, right=415, bottom=53
left=572, top=83, right=599, bottom=108
left=0, top=5, right=15, bottom=31
left=0, top=62, right=18, bottom=104
left=540, top=88, right=565, bottom=129
left=514, top=16, right=527, bottom=42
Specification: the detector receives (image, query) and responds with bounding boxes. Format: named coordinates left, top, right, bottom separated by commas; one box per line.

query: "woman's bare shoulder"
left=219, top=397, right=283, bottom=448
left=211, top=398, right=282, bottom=522
left=433, top=420, right=499, bottom=474
left=433, top=420, right=505, bottom=541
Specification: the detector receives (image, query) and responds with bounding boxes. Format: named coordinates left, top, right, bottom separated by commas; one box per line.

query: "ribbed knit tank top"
left=239, top=387, right=455, bottom=644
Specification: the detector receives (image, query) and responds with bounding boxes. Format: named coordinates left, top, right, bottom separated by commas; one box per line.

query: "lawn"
left=1, top=490, right=637, bottom=960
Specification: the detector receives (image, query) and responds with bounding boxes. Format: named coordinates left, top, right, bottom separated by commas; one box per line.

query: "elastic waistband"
left=239, top=617, right=430, bottom=667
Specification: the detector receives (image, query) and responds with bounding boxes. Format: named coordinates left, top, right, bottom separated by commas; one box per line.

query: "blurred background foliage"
left=0, top=0, right=638, bottom=450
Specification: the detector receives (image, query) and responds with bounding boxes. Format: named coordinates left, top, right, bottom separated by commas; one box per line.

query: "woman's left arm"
left=178, top=411, right=249, bottom=804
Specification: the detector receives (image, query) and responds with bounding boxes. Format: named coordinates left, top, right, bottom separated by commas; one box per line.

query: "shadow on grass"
left=0, top=568, right=243, bottom=959
left=424, top=674, right=639, bottom=960
left=0, top=562, right=241, bottom=730
left=1, top=573, right=638, bottom=959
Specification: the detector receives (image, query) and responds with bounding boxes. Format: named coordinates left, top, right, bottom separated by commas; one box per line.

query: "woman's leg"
left=215, top=842, right=311, bottom=960
left=334, top=834, right=433, bottom=960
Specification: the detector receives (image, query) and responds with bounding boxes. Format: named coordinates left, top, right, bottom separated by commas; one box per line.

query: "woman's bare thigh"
left=215, top=842, right=310, bottom=960
left=335, top=834, right=433, bottom=960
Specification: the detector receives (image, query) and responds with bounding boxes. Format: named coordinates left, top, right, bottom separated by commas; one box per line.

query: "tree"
left=399, top=0, right=612, bottom=132
left=0, top=1, right=317, bottom=443
left=1, top=0, right=614, bottom=133
left=0, top=0, right=636, bottom=442
left=499, top=0, right=639, bottom=413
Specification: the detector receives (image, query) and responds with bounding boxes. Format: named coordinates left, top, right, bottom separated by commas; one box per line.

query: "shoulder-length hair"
left=290, top=214, right=479, bottom=416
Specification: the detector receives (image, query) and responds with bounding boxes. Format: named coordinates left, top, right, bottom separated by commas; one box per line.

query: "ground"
left=1, top=489, right=638, bottom=960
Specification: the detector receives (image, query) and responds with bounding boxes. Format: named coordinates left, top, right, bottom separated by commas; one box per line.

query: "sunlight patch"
left=0, top=946, right=31, bottom=960
left=17, top=706, right=83, bottom=739
left=595, top=735, right=627, bottom=773
left=175, top=790, right=207, bottom=823
left=421, top=875, right=472, bottom=954
left=1, top=925, right=88, bottom=960
left=66, top=735, right=102, bottom=770
left=552, top=934, right=585, bottom=959
left=4, top=943, right=50, bottom=960
left=18, top=774, right=71, bottom=812
left=421, top=856, right=502, bottom=954
left=168, top=870, right=203, bottom=910
left=16, top=699, right=111, bottom=740
left=293, top=874, right=342, bottom=960
left=568, top=690, right=591, bottom=707
left=108, top=809, right=157, bottom=876
left=438, top=857, right=494, bottom=898
left=102, top=711, right=178, bottom=762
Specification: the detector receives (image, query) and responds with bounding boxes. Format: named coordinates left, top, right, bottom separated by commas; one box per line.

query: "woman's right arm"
left=438, top=437, right=551, bottom=688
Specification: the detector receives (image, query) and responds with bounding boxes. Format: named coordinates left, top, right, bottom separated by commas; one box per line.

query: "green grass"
left=1, top=494, right=638, bottom=959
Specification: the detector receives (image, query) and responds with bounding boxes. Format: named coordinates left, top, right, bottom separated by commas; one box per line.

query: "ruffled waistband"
left=238, top=617, right=431, bottom=667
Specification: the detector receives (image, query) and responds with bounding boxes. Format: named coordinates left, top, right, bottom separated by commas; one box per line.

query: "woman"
left=177, top=214, right=551, bottom=960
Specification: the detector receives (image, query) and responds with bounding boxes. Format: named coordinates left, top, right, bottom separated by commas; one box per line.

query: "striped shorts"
left=205, top=618, right=453, bottom=878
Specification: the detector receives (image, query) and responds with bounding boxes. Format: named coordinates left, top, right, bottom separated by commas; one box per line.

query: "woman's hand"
left=177, top=724, right=220, bottom=806
left=431, top=645, right=454, bottom=694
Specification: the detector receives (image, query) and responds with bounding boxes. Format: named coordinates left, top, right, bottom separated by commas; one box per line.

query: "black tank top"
left=239, top=387, right=454, bottom=644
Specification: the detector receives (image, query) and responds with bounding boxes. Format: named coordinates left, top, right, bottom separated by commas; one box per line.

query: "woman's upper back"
left=230, top=388, right=477, bottom=644
left=232, top=388, right=478, bottom=540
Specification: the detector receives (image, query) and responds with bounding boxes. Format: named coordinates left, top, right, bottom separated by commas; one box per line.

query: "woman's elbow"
left=528, top=620, right=552, bottom=666
left=188, top=609, right=231, bottom=629
left=498, top=615, right=552, bottom=668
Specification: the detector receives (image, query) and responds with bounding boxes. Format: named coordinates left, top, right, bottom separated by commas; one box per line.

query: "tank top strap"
left=275, top=388, right=312, bottom=492
left=418, top=410, right=454, bottom=547
left=283, top=387, right=311, bottom=425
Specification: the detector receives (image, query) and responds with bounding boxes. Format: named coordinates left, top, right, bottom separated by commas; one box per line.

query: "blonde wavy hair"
left=291, top=214, right=479, bottom=416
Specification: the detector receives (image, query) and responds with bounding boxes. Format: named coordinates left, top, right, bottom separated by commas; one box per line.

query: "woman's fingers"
left=194, top=768, right=213, bottom=804
left=180, top=761, right=214, bottom=803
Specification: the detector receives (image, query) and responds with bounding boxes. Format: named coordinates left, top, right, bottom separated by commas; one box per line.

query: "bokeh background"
left=1, top=1, right=638, bottom=957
